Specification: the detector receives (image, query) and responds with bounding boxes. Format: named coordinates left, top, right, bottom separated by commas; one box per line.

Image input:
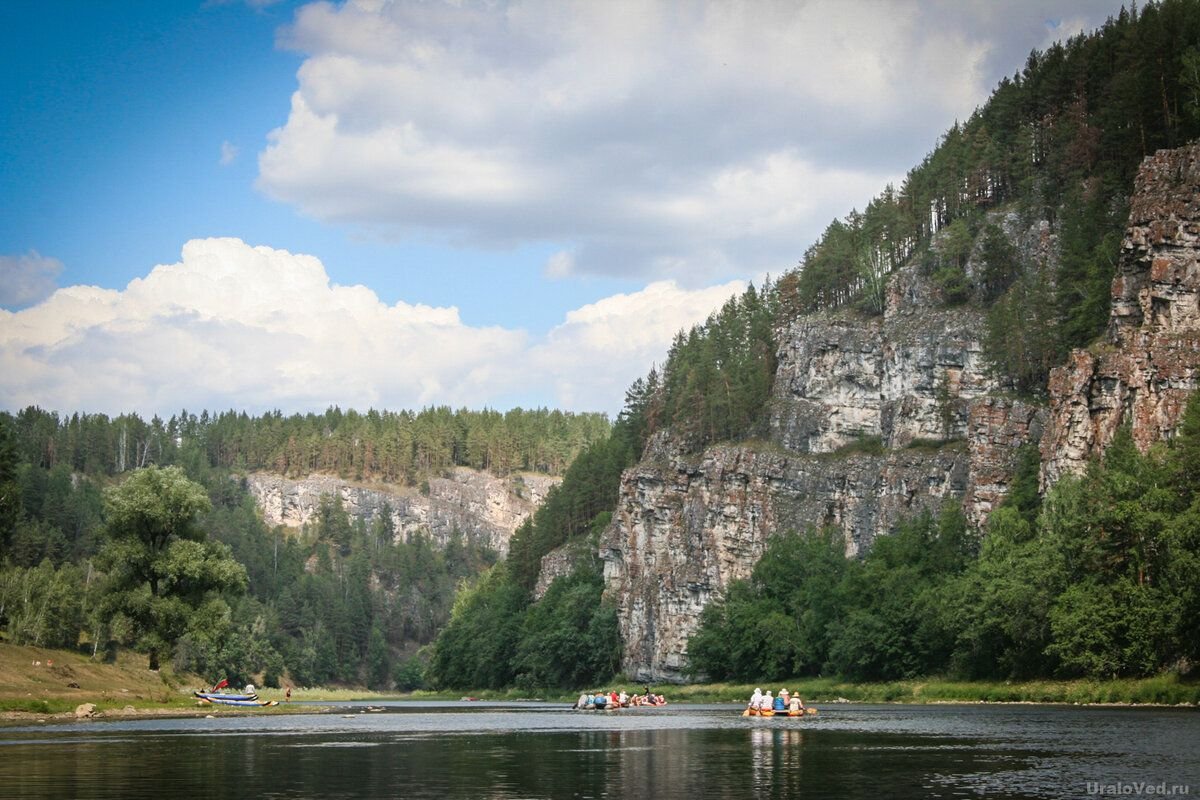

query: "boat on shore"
left=194, top=680, right=277, bottom=707
left=194, top=691, right=279, bottom=707
left=193, top=690, right=259, bottom=702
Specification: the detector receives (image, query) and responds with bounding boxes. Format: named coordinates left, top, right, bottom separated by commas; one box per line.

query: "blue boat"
left=194, top=690, right=259, bottom=702
left=193, top=690, right=278, bottom=707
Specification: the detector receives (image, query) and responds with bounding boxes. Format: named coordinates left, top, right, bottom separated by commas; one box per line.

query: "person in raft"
left=773, top=690, right=788, bottom=713
left=575, top=692, right=589, bottom=709
left=761, top=690, right=774, bottom=711
left=748, top=688, right=763, bottom=711
left=788, top=693, right=805, bottom=714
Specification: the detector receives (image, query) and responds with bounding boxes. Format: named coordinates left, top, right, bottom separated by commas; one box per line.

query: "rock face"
left=245, top=469, right=559, bottom=556
left=600, top=145, right=1200, bottom=683
left=769, top=303, right=997, bottom=454
left=963, top=397, right=1046, bottom=527
left=600, top=434, right=969, bottom=679
left=1042, top=146, right=1200, bottom=482
left=603, top=258, right=1007, bottom=681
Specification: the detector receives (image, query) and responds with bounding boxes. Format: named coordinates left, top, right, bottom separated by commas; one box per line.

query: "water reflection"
left=0, top=704, right=1197, bottom=799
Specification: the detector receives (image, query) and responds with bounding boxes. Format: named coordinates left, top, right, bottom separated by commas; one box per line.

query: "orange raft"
left=742, top=707, right=818, bottom=718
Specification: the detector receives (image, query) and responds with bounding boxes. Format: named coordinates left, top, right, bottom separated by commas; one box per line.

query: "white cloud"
left=257, top=0, right=1023, bottom=283
left=0, top=251, right=64, bottom=309
left=220, top=140, right=240, bottom=166
left=543, top=250, right=574, bottom=279
left=0, top=238, right=742, bottom=416
left=530, top=278, right=745, bottom=410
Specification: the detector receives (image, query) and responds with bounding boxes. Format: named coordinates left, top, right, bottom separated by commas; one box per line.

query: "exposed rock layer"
left=1042, top=145, right=1200, bottom=482
left=246, top=469, right=559, bottom=556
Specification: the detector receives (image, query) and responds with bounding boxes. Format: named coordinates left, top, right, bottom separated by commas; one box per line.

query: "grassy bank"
left=665, top=675, right=1200, bottom=706
left=4, top=642, right=1196, bottom=714
left=0, top=643, right=206, bottom=715
left=303, top=675, right=1200, bottom=706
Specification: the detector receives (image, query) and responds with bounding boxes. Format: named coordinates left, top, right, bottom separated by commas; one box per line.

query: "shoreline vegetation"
left=1, top=645, right=1195, bottom=725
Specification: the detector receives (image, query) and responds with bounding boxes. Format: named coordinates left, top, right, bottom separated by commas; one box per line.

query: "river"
left=1, top=701, right=1196, bottom=799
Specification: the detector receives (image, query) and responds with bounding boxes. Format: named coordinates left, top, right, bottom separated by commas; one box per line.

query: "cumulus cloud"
left=529, top=278, right=744, bottom=410
left=0, top=238, right=741, bottom=416
left=255, top=0, right=1123, bottom=284
left=0, top=251, right=64, bottom=309
left=254, top=0, right=1003, bottom=283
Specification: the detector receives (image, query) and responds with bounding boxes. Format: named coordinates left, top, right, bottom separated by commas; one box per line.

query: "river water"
left=1, top=701, right=1196, bottom=799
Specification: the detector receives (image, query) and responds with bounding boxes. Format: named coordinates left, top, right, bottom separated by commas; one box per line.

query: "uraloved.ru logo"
left=1086, top=782, right=1190, bottom=796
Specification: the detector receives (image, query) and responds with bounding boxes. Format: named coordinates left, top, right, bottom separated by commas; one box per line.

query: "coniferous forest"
left=0, top=406, right=605, bottom=688
left=4, top=1, right=1200, bottom=691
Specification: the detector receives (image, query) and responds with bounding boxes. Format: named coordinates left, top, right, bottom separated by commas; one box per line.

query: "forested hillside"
left=432, top=0, right=1200, bottom=690
left=0, top=404, right=604, bottom=689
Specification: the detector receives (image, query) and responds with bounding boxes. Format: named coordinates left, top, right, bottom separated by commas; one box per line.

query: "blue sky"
left=0, top=0, right=1128, bottom=417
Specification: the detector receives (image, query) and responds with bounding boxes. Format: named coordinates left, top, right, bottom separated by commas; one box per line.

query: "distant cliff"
left=245, top=468, right=560, bottom=556
left=599, top=144, right=1200, bottom=683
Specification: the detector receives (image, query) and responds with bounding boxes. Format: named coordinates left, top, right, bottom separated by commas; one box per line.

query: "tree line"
left=5, top=404, right=610, bottom=486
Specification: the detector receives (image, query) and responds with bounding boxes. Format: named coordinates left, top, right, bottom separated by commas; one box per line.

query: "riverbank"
left=0, top=643, right=313, bottom=723
left=3, top=643, right=1196, bottom=725
left=405, top=675, right=1200, bottom=706
left=664, top=675, right=1200, bottom=706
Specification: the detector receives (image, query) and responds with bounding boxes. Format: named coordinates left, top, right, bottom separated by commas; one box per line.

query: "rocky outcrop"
left=768, top=303, right=997, bottom=454
left=963, top=397, right=1046, bottom=527
left=245, top=469, right=559, bottom=556
left=533, top=537, right=598, bottom=599
left=1042, top=146, right=1200, bottom=482
left=601, top=432, right=969, bottom=681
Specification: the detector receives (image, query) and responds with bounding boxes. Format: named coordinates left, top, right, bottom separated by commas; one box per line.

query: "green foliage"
left=932, top=218, right=976, bottom=305
left=690, top=526, right=850, bottom=682
left=977, top=224, right=1021, bottom=302
left=982, top=259, right=1061, bottom=393
left=428, top=563, right=527, bottom=690
left=1003, top=444, right=1043, bottom=526
left=513, top=567, right=621, bottom=689
left=0, top=560, right=87, bottom=648
left=1054, top=190, right=1124, bottom=350
left=651, top=283, right=778, bottom=452
left=944, top=504, right=1065, bottom=679
left=97, top=467, right=247, bottom=670
left=0, top=417, right=21, bottom=552
left=393, top=654, right=427, bottom=692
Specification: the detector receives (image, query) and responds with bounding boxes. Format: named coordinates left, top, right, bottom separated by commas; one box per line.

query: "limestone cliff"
left=245, top=469, right=559, bottom=556
left=599, top=146, right=1200, bottom=683
left=602, top=254, right=1009, bottom=681
left=1042, top=145, right=1200, bottom=482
